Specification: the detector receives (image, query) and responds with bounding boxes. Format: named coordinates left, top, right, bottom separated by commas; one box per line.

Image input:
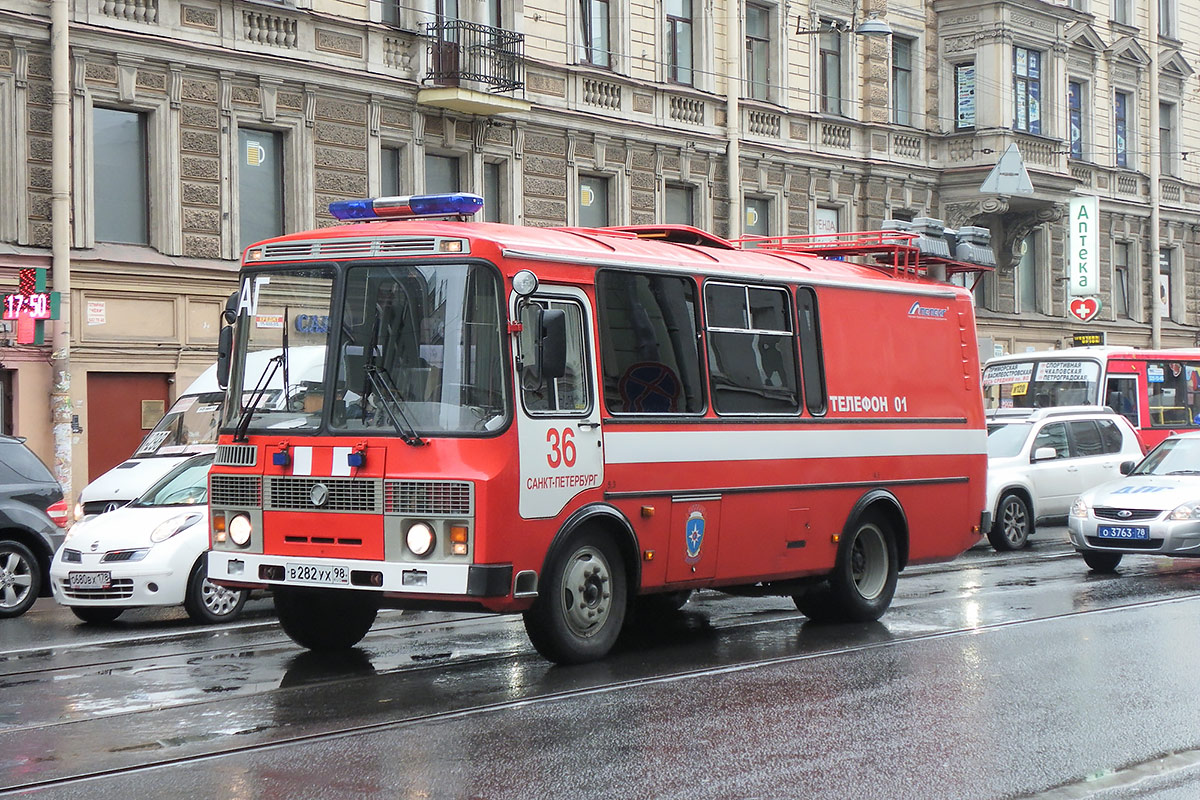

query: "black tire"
left=523, top=528, right=628, bottom=665
left=798, top=513, right=898, bottom=624
left=184, top=558, right=249, bottom=624
left=1082, top=550, right=1123, bottom=573
left=989, top=493, right=1033, bottom=551
left=0, top=539, right=42, bottom=619
left=274, top=587, right=380, bottom=650
left=70, top=606, right=124, bottom=624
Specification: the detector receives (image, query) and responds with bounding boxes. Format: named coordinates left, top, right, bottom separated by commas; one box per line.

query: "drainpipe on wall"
left=50, top=0, right=73, bottom=502
left=726, top=0, right=742, bottom=239
left=1148, top=0, right=1161, bottom=348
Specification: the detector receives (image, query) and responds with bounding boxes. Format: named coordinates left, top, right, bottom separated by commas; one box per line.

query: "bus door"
left=1104, top=371, right=1140, bottom=429
left=515, top=287, right=604, bottom=519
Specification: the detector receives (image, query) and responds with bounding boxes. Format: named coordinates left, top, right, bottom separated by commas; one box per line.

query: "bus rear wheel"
left=274, top=587, right=380, bottom=651
left=795, top=514, right=898, bottom=623
left=524, top=529, right=627, bottom=665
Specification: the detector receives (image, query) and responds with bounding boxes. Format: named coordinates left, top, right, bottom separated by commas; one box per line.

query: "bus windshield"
left=331, top=262, right=507, bottom=435
left=981, top=358, right=1101, bottom=409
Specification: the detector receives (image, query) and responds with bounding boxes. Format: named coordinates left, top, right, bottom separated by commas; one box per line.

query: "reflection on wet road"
left=4, top=530, right=1200, bottom=799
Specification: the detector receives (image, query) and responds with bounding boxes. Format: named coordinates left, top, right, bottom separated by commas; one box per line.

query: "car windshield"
left=1131, top=437, right=1200, bottom=476
left=987, top=422, right=1033, bottom=458
left=131, top=456, right=213, bottom=507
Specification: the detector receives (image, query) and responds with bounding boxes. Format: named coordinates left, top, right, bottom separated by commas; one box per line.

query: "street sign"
left=1067, top=196, right=1099, bottom=296
left=1068, top=297, right=1102, bottom=322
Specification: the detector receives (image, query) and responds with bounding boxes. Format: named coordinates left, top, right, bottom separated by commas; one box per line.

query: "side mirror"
left=1119, top=460, right=1136, bottom=475
left=216, top=326, right=233, bottom=391
left=539, top=308, right=567, bottom=382
left=1032, top=446, right=1057, bottom=462
left=222, top=290, right=239, bottom=325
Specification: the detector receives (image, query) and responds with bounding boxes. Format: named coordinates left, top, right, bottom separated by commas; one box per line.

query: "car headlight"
left=229, top=513, right=253, bottom=547
left=406, top=522, right=436, bottom=558
left=73, top=502, right=84, bottom=522
left=1168, top=502, right=1200, bottom=521
left=150, top=512, right=205, bottom=543
left=1070, top=497, right=1090, bottom=518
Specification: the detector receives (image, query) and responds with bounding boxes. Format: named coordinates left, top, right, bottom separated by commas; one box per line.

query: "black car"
left=0, top=435, right=68, bottom=618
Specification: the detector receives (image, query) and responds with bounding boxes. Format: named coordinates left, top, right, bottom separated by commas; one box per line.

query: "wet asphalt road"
left=4, top=528, right=1200, bottom=799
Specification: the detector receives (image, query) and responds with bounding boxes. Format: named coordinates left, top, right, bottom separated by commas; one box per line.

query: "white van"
left=76, top=348, right=325, bottom=520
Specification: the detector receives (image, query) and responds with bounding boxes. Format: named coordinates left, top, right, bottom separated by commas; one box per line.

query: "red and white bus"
left=983, top=347, right=1200, bottom=448
left=207, top=193, right=989, bottom=664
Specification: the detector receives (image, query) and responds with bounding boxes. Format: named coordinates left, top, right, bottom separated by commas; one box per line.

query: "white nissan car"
left=1070, top=431, right=1200, bottom=572
left=51, top=454, right=248, bottom=625
left=985, top=406, right=1145, bottom=551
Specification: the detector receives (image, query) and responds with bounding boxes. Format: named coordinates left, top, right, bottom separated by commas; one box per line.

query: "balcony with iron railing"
left=418, top=19, right=530, bottom=116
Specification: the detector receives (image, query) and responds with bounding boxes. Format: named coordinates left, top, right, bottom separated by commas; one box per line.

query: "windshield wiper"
left=1165, top=470, right=1200, bottom=476
left=233, top=355, right=283, bottom=443
left=362, top=364, right=425, bottom=447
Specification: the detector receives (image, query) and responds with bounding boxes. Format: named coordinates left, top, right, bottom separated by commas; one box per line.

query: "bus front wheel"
left=524, top=529, right=628, bottom=665
left=275, top=587, right=380, bottom=650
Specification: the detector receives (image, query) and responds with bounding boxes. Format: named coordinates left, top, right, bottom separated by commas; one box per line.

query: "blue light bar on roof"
left=328, top=192, right=484, bottom=221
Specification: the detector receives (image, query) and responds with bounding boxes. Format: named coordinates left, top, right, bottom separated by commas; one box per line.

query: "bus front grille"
left=210, top=475, right=263, bottom=507
left=266, top=477, right=382, bottom=513
left=384, top=480, right=474, bottom=516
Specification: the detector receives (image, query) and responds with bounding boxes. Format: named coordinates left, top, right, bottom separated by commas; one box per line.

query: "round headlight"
left=406, top=522, right=436, bottom=558
left=229, top=513, right=253, bottom=547
left=512, top=270, right=539, bottom=297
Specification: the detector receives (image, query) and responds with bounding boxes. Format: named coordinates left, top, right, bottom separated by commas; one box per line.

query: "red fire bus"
left=983, top=347, right=1200, bottom=448
left=207, top=193, right=990, bottom=664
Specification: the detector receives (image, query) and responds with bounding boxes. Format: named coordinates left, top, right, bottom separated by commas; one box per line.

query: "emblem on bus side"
left=310, top=483, right=329, bottom=507
left=684, top=508, right=706, bottom=564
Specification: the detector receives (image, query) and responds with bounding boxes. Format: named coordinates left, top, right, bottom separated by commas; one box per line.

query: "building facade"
left=1, top=0, right=1197, bottom=498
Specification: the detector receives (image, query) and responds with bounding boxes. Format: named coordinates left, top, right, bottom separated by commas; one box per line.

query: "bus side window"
left=520, top=299, right=589, bottom=416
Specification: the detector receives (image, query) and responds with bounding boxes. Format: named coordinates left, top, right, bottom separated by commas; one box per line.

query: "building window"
left=1115, top=91, right=1130, bottom=168
left=381, top=0, right=401, bottom=26
left=578, top=0, right=611, bottom=69
left=1070, top=0, right=1085, bottom=10
left=1159, top=0, right=1176, bottom=36
left=1013, top=46, right=1041, bottom=135
left=483, top=161, right=503, bottom=223
left=745, top=197, right=770, bottom=238
left=892, top=37, right=914, bottom=126
left=381, top=146, right=402, bottom=197
left=579, top=174, right=610, bottom=227
left=665, top=184, right=694, bottom=225
left=1113, top=240, right=1131, bottom=319
left=1160, top=103, right=1176, bottom=176
left=955, top=63, right=976, bottom=130
left=93, top=108, right=149, bottom=245
left=425, top=154, right=460, bottom=193
left=1068, top=80, right=1084, bottom=160
left=238, top=128, right=283, bottom=249
left=745, top=3, right=771, bottom=102
left=1113, top=0, right=1131, bottom=24
left=667, top=0, right=694, bottom=85
left=1159, top=248, right=1173, bottom=318
left=819, top=24, right=843, bottom=115
left=1017, top=232, right=1038, bottom=313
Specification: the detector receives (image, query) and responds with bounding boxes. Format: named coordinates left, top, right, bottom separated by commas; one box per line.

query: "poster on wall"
left=1067, top=196, right=1099, bottom=297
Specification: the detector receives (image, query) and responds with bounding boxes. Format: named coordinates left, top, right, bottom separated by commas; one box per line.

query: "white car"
left=1070, top=431, right=1200, bottom=572
left=51, top=454, right=248, bottom=624
left=985, top=406, right=1145, bottom=551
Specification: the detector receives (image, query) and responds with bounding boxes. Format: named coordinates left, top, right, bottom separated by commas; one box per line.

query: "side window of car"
left=1069, top=420, right=1104, bottom=457
left=1096, top=419, right=1124, bottom=454
left=1032, top=422, right=1070, bottom=459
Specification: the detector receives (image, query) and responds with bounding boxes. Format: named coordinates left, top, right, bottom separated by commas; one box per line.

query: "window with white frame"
left=579, top=174, right=610, bottom=227
left=238, top=128, right=284, bottom=249
left=1159, top=248, right=1173, bottom=318
left=578, top=0, right=612, bottom=69
left=93, top=107, right=149, bottom=245
left=1017, top=232, right=1038, bottom=313
left=425, top=153, right=461, bottom=193
left=1160, top=102, right=1177, bottom=176
left=1159, top=0, right=1177, bottom=37
left=381, top=146, right=403, bottom=197
left=955, top=63, right=976, bottom=130
left=666, top=184, right=695, bottom=225
left=483, top=161, right=504, bottom=223
left=892, top=36, right=914, bottom=126
left=745, top=196, right=770, bottom=238
left=1113, top=240, right=1131, bottom=318
left=1113, top=0, right=1131, bottom=24
left=667, top=0, right=694, bottom=85
left=1068, top=80, right=1085, bottom=160
left=1013, top=46, right=1042, bottom=135
left=819, top=24, right=843, bottom=115
left=745, top=4, right=771, bottom=102
left=1115, top=90, right=1131, bottom=168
